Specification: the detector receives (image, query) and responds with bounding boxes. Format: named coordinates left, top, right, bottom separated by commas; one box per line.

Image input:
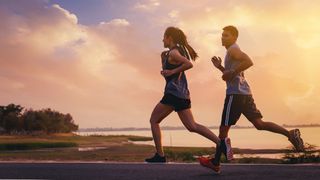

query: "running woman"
left=198, top=25, right=305, bottom=173
left=145, top=27, right=221, bottom=171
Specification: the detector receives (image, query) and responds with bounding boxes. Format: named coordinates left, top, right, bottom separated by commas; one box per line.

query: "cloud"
left=99, top=19, right=130, bottom=27
left=1, top=0, right=319, bottom=128
left=133, top=0, right=160, bottom=12
left=142, top=0, right=320, bottom=125
left=168, top=10, right=179, bottom=18
left=52, top=4, right=78, bottom=24
left=0, top=0, right=163, bottom=128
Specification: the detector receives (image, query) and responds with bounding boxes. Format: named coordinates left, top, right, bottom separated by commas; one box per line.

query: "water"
left=77, top=127, right=320, bottom=150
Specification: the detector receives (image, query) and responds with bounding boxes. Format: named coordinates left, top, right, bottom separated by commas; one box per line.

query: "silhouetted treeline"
left=0, top=104, right=78, bottom=134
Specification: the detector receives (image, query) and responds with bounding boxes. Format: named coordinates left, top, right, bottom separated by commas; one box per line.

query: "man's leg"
left=212, top=95, right=239, bottom=164
left=251, top=118, right=289, bottom=137
left=213, top=126, right=231, bottom=165
left=244, top=95, right=304, bottom=151
left=199, top=95, right=238, bottom=173
left=197, top=125, right=228, bottom=173
left=251, top=118, right=304, bottom=151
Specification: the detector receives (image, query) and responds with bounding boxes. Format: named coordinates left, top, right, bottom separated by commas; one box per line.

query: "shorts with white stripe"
left=221, top=94, right=263, bottom=126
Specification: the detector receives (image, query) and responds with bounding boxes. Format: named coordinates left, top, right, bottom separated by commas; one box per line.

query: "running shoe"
left=221, top=137, right=233, bottom=161
left=289, top=129, right=305, bottom=152
left=145, top=153, right=166, bottom=163
left=198, top=156, right=221, bottom=174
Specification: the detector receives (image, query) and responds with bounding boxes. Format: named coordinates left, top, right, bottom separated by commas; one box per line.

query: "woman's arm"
left=161, top=49, right=193, bottom=77
left=161, top=51, right=168, bottom=67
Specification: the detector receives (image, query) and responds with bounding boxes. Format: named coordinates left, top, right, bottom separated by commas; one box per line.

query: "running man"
left=198, top=25, right=305, bottom=173
left=145, top=27, right=222, bottom=169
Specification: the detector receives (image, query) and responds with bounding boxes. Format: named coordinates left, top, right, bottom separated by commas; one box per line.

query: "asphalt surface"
left=0, top=162, right=319, bottom=180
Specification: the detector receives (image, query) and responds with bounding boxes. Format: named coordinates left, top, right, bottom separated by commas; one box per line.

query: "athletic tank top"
left=161, top=45, right=190, bottom=99
left=224, top=43, right=252, bottom=95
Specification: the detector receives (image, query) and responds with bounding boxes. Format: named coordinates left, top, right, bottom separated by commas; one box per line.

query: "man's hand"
left=161, top=70, right=175, bottom=77
left=211, top=56, right=222, bottom=68
left=222, top=70, right=236, bottom=81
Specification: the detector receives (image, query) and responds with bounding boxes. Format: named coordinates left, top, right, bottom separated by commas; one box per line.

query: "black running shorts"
left=160, top=93, right=191, bottom=112
left=221, top=94, right=263, bottom=126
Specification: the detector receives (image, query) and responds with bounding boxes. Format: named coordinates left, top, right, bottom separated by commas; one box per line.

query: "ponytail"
left=164, top=27, right=198, bottom=61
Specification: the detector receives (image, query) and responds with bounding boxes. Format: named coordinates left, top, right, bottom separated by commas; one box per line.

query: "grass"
left=164, top=146, right=213, bottom=162
left=282, top=144, right=320, bottom=164
left=0, top=133, right=156, bottom=161
left=127, top=136, right=153, bottom=141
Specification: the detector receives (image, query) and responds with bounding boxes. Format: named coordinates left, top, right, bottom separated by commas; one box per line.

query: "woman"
left=145, top=27, right=220, bottom=163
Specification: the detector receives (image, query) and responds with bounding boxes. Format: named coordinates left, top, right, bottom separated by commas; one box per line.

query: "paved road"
left=0, top=162, right=319, bottom=180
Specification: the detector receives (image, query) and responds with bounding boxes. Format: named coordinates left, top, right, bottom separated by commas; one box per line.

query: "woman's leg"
left=177, top=108, right=220, bottom=145
left=149, top=103, right=174, bottom=156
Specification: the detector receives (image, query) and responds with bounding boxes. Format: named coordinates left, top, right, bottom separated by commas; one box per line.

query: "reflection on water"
left=234, top=153, right=284, bottom=159
left=77, top=127, right=320, bottom=160
left=77, top=127, right=320, bottom=149
left=78, top=147, right=108, bottom=152
left=193, top=153, right=284, bottom=159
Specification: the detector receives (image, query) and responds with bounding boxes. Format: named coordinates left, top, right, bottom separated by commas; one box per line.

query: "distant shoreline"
left=78, top=124, right=320, bottom=132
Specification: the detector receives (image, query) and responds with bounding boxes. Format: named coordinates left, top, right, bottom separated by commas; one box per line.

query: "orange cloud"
left=0, top=0, right=319, bottom=128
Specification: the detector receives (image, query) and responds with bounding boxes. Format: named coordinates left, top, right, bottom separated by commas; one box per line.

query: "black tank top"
left=161, top=45, right=190, bottom=99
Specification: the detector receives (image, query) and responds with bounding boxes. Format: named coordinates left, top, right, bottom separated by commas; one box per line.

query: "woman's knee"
left=150, top=113, right=162, bottom=124
left=150, top=117, right=160, bottom=125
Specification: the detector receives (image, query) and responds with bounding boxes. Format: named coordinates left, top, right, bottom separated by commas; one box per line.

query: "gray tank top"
left=162, top=45, right=190, bottom=99
left=224, top=43, right=252, bottom=95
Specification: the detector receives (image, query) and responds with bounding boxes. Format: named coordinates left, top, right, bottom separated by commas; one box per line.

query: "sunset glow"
left=0, top=0, right=319, bottom=128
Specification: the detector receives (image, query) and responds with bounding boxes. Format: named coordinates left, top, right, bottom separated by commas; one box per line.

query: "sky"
left=0, top=0, right=319, bottom=128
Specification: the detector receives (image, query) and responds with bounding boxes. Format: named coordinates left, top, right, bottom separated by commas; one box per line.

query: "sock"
left=212, top=138, right=226, bottom=165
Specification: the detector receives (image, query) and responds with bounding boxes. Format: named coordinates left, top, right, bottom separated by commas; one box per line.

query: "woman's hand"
left=161, top=70, right=175, bottom=77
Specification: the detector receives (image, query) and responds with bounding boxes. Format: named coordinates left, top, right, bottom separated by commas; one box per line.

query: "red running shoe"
left=197, top=156, right=221, bottom=174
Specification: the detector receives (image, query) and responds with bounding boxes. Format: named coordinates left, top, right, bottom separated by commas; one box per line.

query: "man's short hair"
left=223, top=25, right=238, bottom=38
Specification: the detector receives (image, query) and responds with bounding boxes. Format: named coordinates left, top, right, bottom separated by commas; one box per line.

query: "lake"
left=77, top=127, right=320, bottom=150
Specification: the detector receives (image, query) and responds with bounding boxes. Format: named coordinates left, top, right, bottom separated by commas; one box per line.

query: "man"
left=198, top=25, right=305, bottom=173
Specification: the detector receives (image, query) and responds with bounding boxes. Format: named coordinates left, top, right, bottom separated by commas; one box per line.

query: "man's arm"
left=222, top=48, right=253, bottom=81
left=229, top=48, right=253, bottom=74
left=161, top=49, right=193, bottom=77
left=211, top=56, right=225, bottom=73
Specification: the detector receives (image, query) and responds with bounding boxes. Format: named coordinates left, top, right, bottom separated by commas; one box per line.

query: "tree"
left=21, top=108, right=79, bottom=133
left=0, top=104, right=78, bottom=134
left=0, top=104, right=24, bottom=132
